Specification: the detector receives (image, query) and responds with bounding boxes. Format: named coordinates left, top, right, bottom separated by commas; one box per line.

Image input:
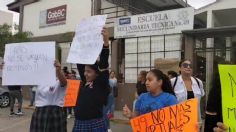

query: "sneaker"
left=67, top=114, right=71, bottom=119
left=9, top=112, right=15, bottom=117
left=108, top=129, right=112, bottom=132
left=15, top=111, right=24, bottom=116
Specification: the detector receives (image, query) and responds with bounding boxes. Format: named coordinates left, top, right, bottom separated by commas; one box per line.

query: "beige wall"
left=0, top=10, right=13, bottom=26
left=23, top=0, right=91, bottom=37
left=115, top=83, right=136, bottom=110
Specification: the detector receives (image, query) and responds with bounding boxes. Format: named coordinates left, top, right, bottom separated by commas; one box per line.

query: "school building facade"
left=7, top=0, right=236, bottom=110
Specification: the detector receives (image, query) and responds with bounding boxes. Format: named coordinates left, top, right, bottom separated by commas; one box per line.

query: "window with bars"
left=124, top=34, right=182, bottom=83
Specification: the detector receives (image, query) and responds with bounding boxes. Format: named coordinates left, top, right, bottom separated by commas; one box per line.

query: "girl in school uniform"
left=30, top=60, right=67, bottom=132
left=123, top=69, right=177, bottom=118
left=72, top=27, right=110, bottom=132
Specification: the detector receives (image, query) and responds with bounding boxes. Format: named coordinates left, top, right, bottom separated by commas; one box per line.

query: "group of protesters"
left=124, top=59, right=229, bottom=132
left=2, top=28, right=229, bottom=132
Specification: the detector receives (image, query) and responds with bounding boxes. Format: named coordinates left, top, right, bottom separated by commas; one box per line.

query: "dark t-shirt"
left=75, top=78, right=109, bottom=120
left=136, top=81, right=147, bottom=96
left=8, top=85, right=21, bottom=91
left=187, top=91, right=194, bottom=99
left=206, top=73, right=222, bottom=119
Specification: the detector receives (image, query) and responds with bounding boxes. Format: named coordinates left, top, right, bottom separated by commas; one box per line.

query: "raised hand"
left=213, top=122, right=228, bottom=132
left=101, top=27, right=109, bottom=47
left=54, top=60, right=61, bottom=71
left=123, top=104, right=132, bottom=119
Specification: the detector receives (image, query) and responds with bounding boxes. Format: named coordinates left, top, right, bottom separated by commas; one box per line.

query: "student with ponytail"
left=123, top=69, right=177, bottom=118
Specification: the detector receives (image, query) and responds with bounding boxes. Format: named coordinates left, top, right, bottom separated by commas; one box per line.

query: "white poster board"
left=114, top=7, right=194, bottom=38
left=2, top=42, right=56, bottom=86
left=67, top=15, right=107, bottom=64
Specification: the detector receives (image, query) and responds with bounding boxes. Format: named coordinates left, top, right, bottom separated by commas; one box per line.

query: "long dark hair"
left=149, top=69, right=175, bottom=96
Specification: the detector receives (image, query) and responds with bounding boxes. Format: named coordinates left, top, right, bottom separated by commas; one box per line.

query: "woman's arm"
left=54, top=60, right=67, bottom=86
left=123, top=104, right=139, bottom=119
left=199, top=80, right=205, bottom=97
left=77, top=64, right=86, bottom=83
left=96, top=27, right=110, bottom=84
left=98, top=27, right=109, bottom=70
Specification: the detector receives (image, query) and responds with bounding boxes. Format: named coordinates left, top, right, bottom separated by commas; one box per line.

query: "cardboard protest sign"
left=131, top=98, right=198, bottom=132
left=2, top=42, right=56, bottom=85
left=67, top=15, right=107, bottom=64
left=64, top=80, right=80, bottom=107
left=219, top=65, right=236, bottom=132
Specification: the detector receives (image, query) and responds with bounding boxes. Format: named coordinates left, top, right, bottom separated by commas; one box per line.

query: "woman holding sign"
left=30, top=60, right=67, bottom=132
left=72, top=27, right=110, bottom=132
left=170, top=59, right=205, bottom=128
left=123, top=69, right=177, bottom=118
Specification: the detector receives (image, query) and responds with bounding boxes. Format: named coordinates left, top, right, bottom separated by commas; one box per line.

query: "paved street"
left=0, top=105, right=132, bottom=132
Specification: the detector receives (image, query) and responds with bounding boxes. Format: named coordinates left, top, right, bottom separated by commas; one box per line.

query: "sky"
left=0, top=0, right=217, bottom=25
left=0, top=0, right=19, bottom=24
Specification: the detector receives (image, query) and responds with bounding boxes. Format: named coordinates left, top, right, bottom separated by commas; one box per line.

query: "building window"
left=124, top=34, right=182, bottom=83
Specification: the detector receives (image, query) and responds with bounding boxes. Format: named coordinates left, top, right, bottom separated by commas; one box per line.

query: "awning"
left=182, top=25, right=236, bottom=38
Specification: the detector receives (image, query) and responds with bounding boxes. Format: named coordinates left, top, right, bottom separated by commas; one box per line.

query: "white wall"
left=195, top=0, right=236, bottom=14
left=0, top=10, right=13, bottom=26
left=23, top=0, right=91, bottom=37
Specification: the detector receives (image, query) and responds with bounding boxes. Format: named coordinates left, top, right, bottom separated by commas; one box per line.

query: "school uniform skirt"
left=30, top=106, right=67, bottom=132
left=72, top=117, right=107, bottom=132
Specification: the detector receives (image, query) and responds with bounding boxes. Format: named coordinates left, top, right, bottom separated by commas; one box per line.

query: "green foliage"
left=0, top=24, right=33, bottom=56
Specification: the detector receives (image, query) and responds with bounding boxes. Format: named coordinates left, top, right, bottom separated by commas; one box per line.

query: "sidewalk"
left=1, top=99, right=132, bottom=132
left=112, top=111, right=130, bottom=124
left=22, top=99, right=130, bottom=124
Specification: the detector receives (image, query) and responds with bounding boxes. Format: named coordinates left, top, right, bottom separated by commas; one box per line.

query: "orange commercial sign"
left=131, top=98, right=198, bottom=132
left=64, top=80, right=80, bottom=107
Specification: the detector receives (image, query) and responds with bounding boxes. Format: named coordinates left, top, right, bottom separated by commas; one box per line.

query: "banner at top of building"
left=114, top=7, right=194, bottom=38
left=39, top=5, right=67, bottom=28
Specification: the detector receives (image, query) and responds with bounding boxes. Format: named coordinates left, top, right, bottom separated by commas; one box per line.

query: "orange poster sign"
left=64, top=80, right=80, bottom=107
left=131, top=98, right=198, bottom=132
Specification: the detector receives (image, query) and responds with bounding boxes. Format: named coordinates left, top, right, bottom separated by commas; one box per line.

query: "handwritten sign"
left=2, top=42, right=56, bottom=86
left=67, top=15, right=107, bottom=64
left=219, top=65, right=236, bottom=132
left=64, top=80, right=80, bottom=107
left=131, top=98, right=198, bottom=132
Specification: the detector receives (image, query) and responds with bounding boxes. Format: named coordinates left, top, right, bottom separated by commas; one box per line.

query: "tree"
left=0, top=24, right=32, bottom=56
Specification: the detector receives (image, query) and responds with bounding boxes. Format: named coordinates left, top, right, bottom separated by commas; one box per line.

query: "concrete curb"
left=110, top=119, right=130, bottom=125
left=22, top=105, right=130, bottom=125
left=23, top=106, right=35, bottom=110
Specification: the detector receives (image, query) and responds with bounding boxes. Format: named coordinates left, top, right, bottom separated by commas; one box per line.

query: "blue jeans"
left=104, top=94, right=115, bottom=115
left=103, top=94, right=115, bottom=129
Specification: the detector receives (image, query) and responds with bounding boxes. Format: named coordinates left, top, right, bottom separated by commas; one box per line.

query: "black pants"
left=9, top=90, right=23, bottom=112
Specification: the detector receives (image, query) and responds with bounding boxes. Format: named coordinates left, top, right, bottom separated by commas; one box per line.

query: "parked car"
left=0, top=87, right=10, bottom=108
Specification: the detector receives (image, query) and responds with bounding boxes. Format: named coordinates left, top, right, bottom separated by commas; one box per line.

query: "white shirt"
left=171, top=75, right=205, bottom=102
left=35, top=80, right=66, bottom=107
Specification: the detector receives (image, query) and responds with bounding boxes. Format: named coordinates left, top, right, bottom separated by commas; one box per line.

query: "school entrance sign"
left=114, top=7, right=194, bottom=38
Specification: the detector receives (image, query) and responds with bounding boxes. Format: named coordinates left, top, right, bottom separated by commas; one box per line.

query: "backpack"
left=173, top=76, right=200, bottom=89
